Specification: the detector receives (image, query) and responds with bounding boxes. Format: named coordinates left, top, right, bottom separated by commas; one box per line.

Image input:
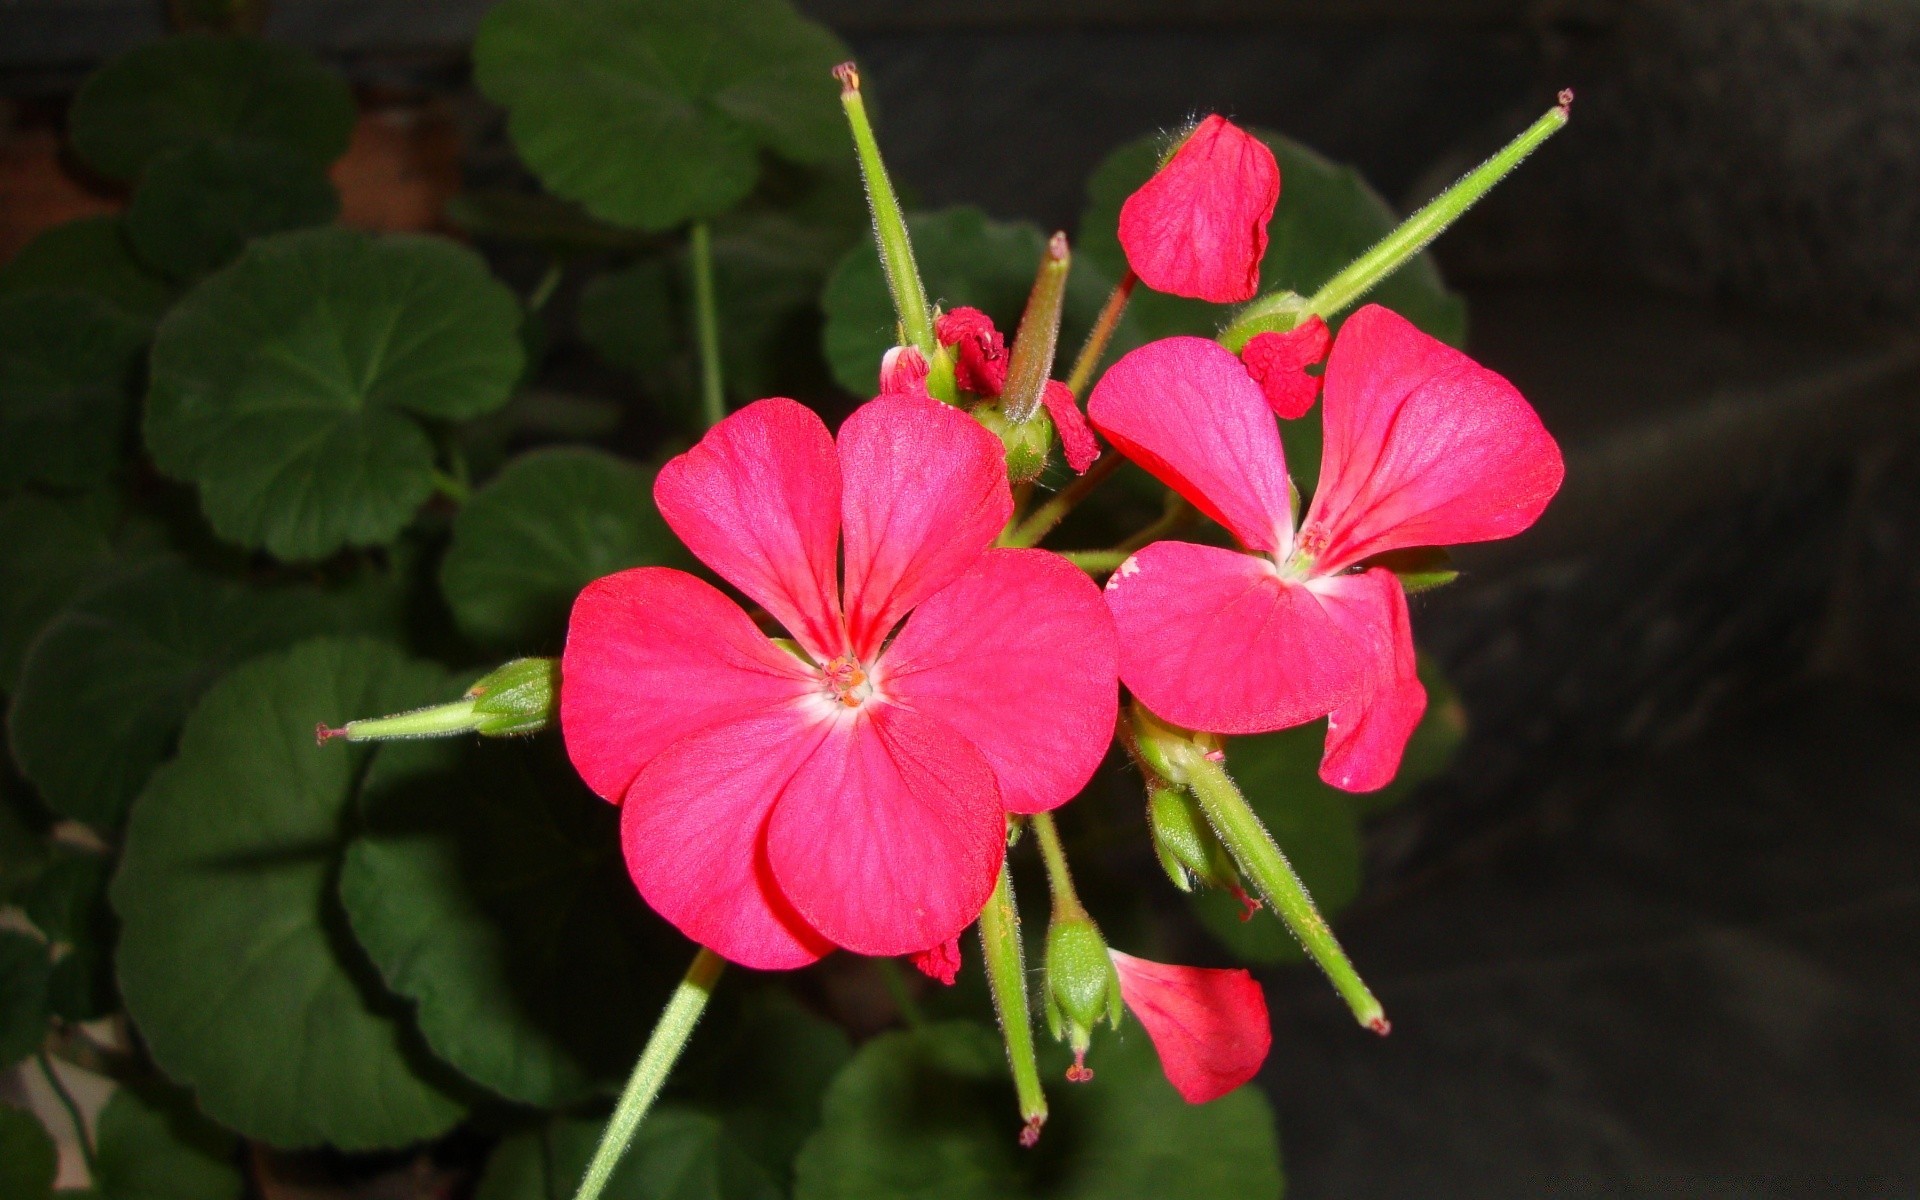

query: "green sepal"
left=1041, top=918, right=1120, bottom=1055
left=973, top=403, right=1055, bottom=484
left=467, top=657, right=560, bottom=736
left=1368, top=546, right=1461, bottom=594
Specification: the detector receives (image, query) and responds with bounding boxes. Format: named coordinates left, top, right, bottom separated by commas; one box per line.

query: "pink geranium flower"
left=1088, top=305, right=1563, bottom=791
left=1110, top=951, right=1271, bottom=1103
left=1118, top=114, right=1280, bottom=304
left=561, top=395, right=1120, bottom=968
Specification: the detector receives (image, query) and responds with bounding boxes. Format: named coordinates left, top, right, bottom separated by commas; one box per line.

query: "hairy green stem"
left=1029, top=811, right=1086, bottom=921
left=571, top=947, right=726, bottom=1200
left=979, top=860, right=1048, bottom=1142
left=689, top=221, right=726, bottom=429
left=1175, top=747, right=1388, bottom=1034
left=836, top=62, right=934, bottom=356
left=1002, top=453, right=1122, bottom=548
left=1001, top=233, right=1072, bottom=423
left=1065, top=271, right=1136, bottom=397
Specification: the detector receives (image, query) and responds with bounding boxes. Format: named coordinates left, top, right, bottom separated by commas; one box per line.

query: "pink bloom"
left=1118, top=115, right=1280, bottom=304
left=1088, top=305, right=1563, bottom=791
left=1239, top=317, right=1331, bottom=419
left=1040, top=380, right=1101, bottom=473
left=1109, top=950, right=1271, bottom=1104
left=561, top=395, right=1120, bottom=969
left=910, top=937, right=962, bottom=986
left=935, top=306, right=1009, bottom=396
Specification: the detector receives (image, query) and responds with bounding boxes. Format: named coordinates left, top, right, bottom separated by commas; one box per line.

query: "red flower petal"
left=1117, top=115, right=1279, bottom=304
left=1089, top=336, right=1295, bottom=553
left=879, top=346, right=931, bottom=398
left=879, top=549, right=1118, bottom=814
left=560, top=567, right=816, bottom=803
left=1304, top=305, right=1565, bottom=573
left=1104, top=541, right=1360, bottom=735
left=654, top=398, right=847, bottom=661
left=935, top=307, right=1009, bottom=396
left=1239, top=317, right=1331, bottom=419
left=1109, top=950, right=1271, bottom=1104
left=910, top=937, right=962, bottom=986
left=1040, top=380, right=1101, bottom=473
left=766, top=703, right=1004, bottom=957
left=838, top=392, right=1012, bottom=661
left=620, top=707, right=836, bottom=970
left=1312, top=569, right=1427, bottom=793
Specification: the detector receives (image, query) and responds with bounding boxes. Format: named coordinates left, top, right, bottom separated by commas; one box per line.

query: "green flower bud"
left=1042, top=916, right=1122, bottom=1080
left=974, top=403, right=1055, bottom=484
left=317, top=657, right=557, bottom=744
left=1125, top=702, right=1218, bottom=786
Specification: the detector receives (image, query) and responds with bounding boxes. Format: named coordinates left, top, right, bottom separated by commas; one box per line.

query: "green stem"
left=1059, top=549, right=1129, bottom=574
left=979, top=860, right=1048, bottom=1142
left=528, top=260, right=564, bottom=312
left=875, top=958, right=928, bottom=1029
left=37, top=1050, right=95, bottom=1178
left=572, top=948, right=726, bottom=1200
left=1001, top=233, right=1072, bottom=424
left=689, top=221, right=726, bottom=429
left=836, top=63, right=934, bottom=356
left=1175, top=747, right=1388, bottom=1034
left=323, top=698, right=479, bottom=742
left=1002, top=453, right=1122, bottom=548
left=1065, top=271, right=1135, bottom=397
left=429, top=468, right=471, bottom=505
left=1029, top=812, right=1085, bottom=921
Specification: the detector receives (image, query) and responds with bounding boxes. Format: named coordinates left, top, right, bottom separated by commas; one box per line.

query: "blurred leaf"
left=793, top=1021, right=1282, bottom=1200
left=0, top=493, right=162, bottom=693
left=0, top=217, right=176, bottom=324
left=125, top=140, right=340, bottom=281
left=0, top=292, right=149, bottom=492
left=19, top=846, right=109, bottom=945
left=821, top=207, right=1117, bottom=397
left=145, top=228, right=525, bottom=560
left=0, top=1106, right=57, bottom=1200
left=0, top=929, right=52, bottom=1069
left=1, top=772, right=54, bottom=903
left=445, top=191, right=658, bottom=255
left=1079, top=128, right=1465, bottom=349
left=112, top=637, right=468, bottom=1150
left=474, top=0, right=850, bottom=230
left=89, top=1084, right=243, bottom=1200
left=9, top=560, right=391, bottom=831
left=440, top=448, right=685, bottom=649
left=477, top=1109, right=781, bottom=1200
left=68, top=34, right=355, bottom=183
left=340, top=736, right=684, bottom=1107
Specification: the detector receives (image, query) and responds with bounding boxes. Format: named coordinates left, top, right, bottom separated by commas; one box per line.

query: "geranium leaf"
left=68, top=34, right=355, bottom=183
left=340, top=735, right=687, bottom=1107
left=440, top=448, right=686, bottom=649
left=0, top=291, right=149, bottom=491
left=126, top=140, right=340, bottom=281
left=0, top=492, right=165, bottom=693
left=821, top=207, right=1117, bottom=397
left=0, top=929, right=52, bottom=1070
left=474, top=0, right=849, bottom=230
left=20, top=846, right=118, bottom=1021
left=90, top=1084, right=243, bottom=1200
left=111, top=637, right=469, bottom=1150
left=0, top=217, right=176, bottom=324
left=794, top=1021, right=1283, bottom=1200
left=145, top=228, right=525, bottom=560
left=0, top=1106, right=57, bottom=1200
left=476, top=1109, right=781, bottom=1200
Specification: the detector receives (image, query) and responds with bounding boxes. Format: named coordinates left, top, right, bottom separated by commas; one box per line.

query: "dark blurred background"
left=5, top=2, right=1918, bottom=1195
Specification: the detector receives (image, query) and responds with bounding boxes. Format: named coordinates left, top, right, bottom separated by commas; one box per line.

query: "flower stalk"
left=317, top=658, right=558, bottom=743
left=689, top=220, right=726, bottom=428
left=979, top=857, right=1048, bottom=1145
left=835, top=62, right=935, bottom=360
left=1064, top=271, right=1135, bottom=397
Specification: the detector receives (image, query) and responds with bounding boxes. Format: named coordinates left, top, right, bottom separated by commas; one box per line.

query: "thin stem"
left=37, top=1050, right=95, bottom=1177
left=1059, top=549, right=1128, bottom=575
left=1114, top=493, right=1193, bottom=555
left=1002, top=453, right=1122, bottom=548
left=429, top=468, right=471, bottom=505
left=689, top=221, right=726, bottom=429
left=875, top=958, right=928, bottom=1029
left=1065, top=271, right=1136, bottom=397
left=979, top=860, right=1048, bottom=1144
left=836, top=63, right=934, bottom=356
left=528, top=259, right=564, bottom=312
left=571, top=947, right=726, bottom=1200
left=1176, top=747, right=1388, bottom=1034
left=1029, top=812, right=1085, bottom=921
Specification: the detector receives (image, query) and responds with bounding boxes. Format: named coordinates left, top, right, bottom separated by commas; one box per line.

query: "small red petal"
left=1039, top=380, right=1101, bottom=473
left=1239, top=317, right=1331, bottom=419
left=909, top=936, right=962, bottom=986
left=1117, top=115, right=1280, bottom=303
left=935, top=306, right=1009, bottom=396
left=880, top=345, right=931, bottom=398
left=1110, top=949, right=1272, bottom=1104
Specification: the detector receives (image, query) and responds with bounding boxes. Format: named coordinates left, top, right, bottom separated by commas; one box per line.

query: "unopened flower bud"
left=1042, top=916, right=1122, bottom=1080
left=1148, top=786, right=1256, bottom=917
left=974, top=402, right=1055, bottom=483
left=879, top=345, right=930, bottom=397
left=1125, top=702, right=1220, bottom=786
left=317, top=657, right=558, bottom=744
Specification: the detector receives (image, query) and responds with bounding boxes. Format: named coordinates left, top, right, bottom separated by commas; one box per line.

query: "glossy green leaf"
left=440, top=448, right=685, bottom=649
left=112, top=637, right=469, bottom=1150
left=1079, top=128, right=1465, bottom=348
left=68, top=34, right=355, bottom=182
left=477, top=1109, right=781, bottom=1200
left=0, top=217, right=176, bottom=324
left=0, top=291, right=149, bottom=491
left=145, top=228, right=525, bottom=560
left=474, top=0, right=849, bottom=230
left=822, top=207, right=1117, bottom=397
left=340, top=735, right=685, bottom=1107
left=89, top=1085, right=243, bottom=1200
left=126, top=140, right=340, bottom=281
left=0, top=1106, right=58, bottom=1200
left=0, top=929, right=52, bottom=1069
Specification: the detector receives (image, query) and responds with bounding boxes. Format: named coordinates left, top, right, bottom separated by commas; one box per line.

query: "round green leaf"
left=477, top=1109, right=780, bottom=1200
left=112, top=637, right=469, bottom=1150
left=440, top=448, right=684, bottom=648
left=68, top=34, right=355, bottom=183
left=475, top=0, right=850, bottom=230
left=795, top=1021, right=1282, bottom=1200
left=1079, top=128, right=1465, bottom=348
left=822, top=207, right=1118, bottom=397
left=0, top=1106, right=58, bottom=1200
left=0, top=929, right=52, bottom=1069
left=340, top=736, right=685, bottom=1107
left=89, top=1085, right=243, bottom=1200
left=145, top=228, right=525, bottom=560
left=0, top=217, right=176, bottom=324
left=0, top=291, right=149, bottom=491
left=126, top=140, right=340, bottom=281
left=0, top=494, right=120, bottom=693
